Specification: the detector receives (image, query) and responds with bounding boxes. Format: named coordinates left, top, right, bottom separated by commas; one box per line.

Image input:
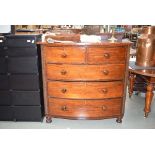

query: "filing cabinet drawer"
left=48, top=81, right=124, bottom=99
left=0, top=91, right=11, bottom=105
left=0, top=75, right=9, bottom=90
left=13, top=106, right=42, bottom=121
left=45, top=46, right=85, bottom=64
left=8, top=57, right=38, bottom=73
left=46, top=64, right=125, bottom=81
left=0, top=106, right=13, bottom=121
left=10, top=74, right=39, bottom=90
left=6, top=37, right=37, bottom=47
left=0, top=47, right=7, bottom=56
left=0, top=57, right=7, bottom=73
left=12, top=91, right=41, bottom=106
left=48, top=98, right=122, bottom=118
left=87, top=47, right=126, bottom=64
left=7, top=47, right=38, bottom=57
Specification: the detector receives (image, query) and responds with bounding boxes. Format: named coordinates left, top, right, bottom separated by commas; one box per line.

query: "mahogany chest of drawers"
left=40, top=42, right=131, bottom=123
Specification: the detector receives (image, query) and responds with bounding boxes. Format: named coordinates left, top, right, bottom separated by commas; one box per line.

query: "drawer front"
left=0, top=75, right=9, bottom=90
left=8, top=57, right=38, bottom=73
left=44, top=46, right=85, bottom=64
left=7, top=47, right=38, bottom=57
left=0, top=47, right=7, bottom=57
left=13, top=106, right=42, bottom=121
left=46, top=64, right=125, bottom=81
left=48, top=81, right=123, bottom=99
left=12, top=91, right=41, bottom=106
left=87, top=47, right=126, bottom=64
left=0, top=106, right=13, bottom=121
left=0, top=57, right=7, bottom=73
left=6, top=38, right=36, bottom=47
left=48, top=98, right=122, bottom=118
left=10, top=75, right=39, bottom=90
left=0, top=91, right=11, bottom=105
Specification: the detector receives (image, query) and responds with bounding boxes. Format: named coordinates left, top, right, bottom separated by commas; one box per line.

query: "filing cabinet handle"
left=102, top=70, right=109, bottom=75
left=61, top=105, right=67, bottom=111
left=104, top=53, right=110, bottom=58
left=61, top=88, right=67, bottom=93
left=61, top=53, right=67, bottom=58
left=61, top=70, right=67, bottom=75
left=102, top=105, right=107, bottom=111
left=102, top=88, right=108, bottom=94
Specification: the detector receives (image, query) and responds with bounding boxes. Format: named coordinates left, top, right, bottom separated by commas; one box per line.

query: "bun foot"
left=116, top=118, right=122, bottom=123
left=144, top=113, right=148, bottom=118
left=46, top=116, right=52, bottom=123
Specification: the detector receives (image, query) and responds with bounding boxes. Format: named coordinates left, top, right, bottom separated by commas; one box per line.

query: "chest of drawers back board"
left=39, top=42, right=131, bottom=123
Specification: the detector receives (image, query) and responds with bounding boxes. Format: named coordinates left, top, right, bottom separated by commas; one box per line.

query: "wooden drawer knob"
left=61, top=88, right=67, bottom=93
left=102, top=70, right=109, bottom=75
left=61, top=53, right=67, bottom=58
left=104, top=53, right=110, bottom=58
left=102, top=105, right=107, bottom=111
left=102, top=88, right=108, bottom=94
left=61, top=105, right=67, bottom=111
left=61, top=70, right=67, bottom=75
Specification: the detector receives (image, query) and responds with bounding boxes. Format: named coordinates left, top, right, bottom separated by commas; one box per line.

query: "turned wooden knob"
left=61, top=105, right=67, bottom=111
left=102, top=70, right=109, bottom=75
left=102, top=105, right=107, bottom=111
left=102, top=88, right=108, bottom=94
left=61, top=53, right=67, bottom=58
left=61, top=70, right=67, bottom=75
left=104, top=53, right=110, bottom=58
left=61, top=88, right=67, bottom=93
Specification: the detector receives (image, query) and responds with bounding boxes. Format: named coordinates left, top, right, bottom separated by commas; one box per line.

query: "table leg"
left=144, top=83, right=154, bottom=118
left=129, top=73, right=135, bottom=98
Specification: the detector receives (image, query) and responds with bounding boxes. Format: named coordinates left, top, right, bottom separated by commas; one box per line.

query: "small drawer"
left=7, top=47, right=38, bottom=57
left=10, top=74, right=40, bottom=90
left=47, top=81, right=123, bottom=99
left=46, top=64, right=125, bottom=81
left=0, top=57, right=7, bottom=73
left=48, top=98, right=122, bottom=119
left=87, top=47, right=126, bottom=64
left=13, top=106, right=42, bottom=121
left=12, top=91, right=41, bottom=106
left=0, top=91, right=11, bottom=105
left=8, top=57, right=38, bottom=73
left=44, top=46, right=85, bottom=64
left=0, top=75, right=9, bottom=90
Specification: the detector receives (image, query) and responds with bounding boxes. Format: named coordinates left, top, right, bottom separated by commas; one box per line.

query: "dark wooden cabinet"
left=0, top=35, right=43, bottom=121
left=40, top=42, right=131, bottom=123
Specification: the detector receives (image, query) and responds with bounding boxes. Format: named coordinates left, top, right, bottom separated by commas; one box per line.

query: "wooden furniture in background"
left=128, top=61, right=155, bottom=117
left=39, top=42, right=131, bottom=123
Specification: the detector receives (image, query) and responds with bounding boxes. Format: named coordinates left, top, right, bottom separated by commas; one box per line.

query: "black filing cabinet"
left=0, top=35, right=43, bottom=121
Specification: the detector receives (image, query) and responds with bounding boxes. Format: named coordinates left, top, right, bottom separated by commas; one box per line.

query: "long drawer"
left=7, top=47, right=38, bottom=57
left=8, top=57, right=38, bottom=73
left=87, top=47, right=126, bottom=64
left=46, top=64, right=125, bottom=81
left=12, top=91, right=41, bottom=106
left=47, top=81, right=123, bottom=99
left=0, top=91, right=11, bottom=105
left=48, top=98, right=122, bottom=118
left=10, top=74, right=40, bottom=90
left=0, top=57, right=7, bottom=73
left=0, top=106, right=13, bottom=121
left=13, top=106, right=42, bottom=121
left=44, top=46, right=86, bottom=64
